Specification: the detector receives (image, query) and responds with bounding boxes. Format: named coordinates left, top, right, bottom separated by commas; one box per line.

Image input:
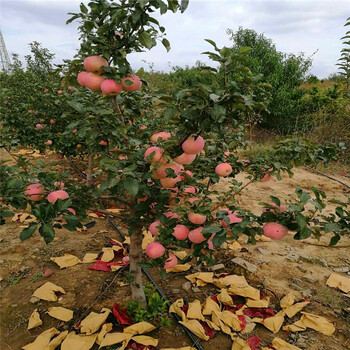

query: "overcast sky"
left=1, top=0, right=349, bottom=78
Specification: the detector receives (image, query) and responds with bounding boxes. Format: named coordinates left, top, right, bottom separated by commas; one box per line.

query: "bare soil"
left=0, top=149, right=349, bottom=350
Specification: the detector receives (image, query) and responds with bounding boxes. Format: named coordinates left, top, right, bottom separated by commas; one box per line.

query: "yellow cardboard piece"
left=297, top=312, right=335, bottom=336
left=60, top=332, right=97, bottom=350
left=219, top=311, right=242, bottom=331
left=166, top=263, right=191, bottom=273
left=32, top=282, right=66, bottom=301
left=246, top=296, right=270, bottom=308
left=256, top=235, right=272, bottom=242
left=105, top=208, right=122, bottom=214
left=99, top=332, right=132, bottom=347
left=124, top=321, right=156, bottom=335
left=227, top=241, right=243, bottom=251
left=101, top=248, right=115, bottom=262
left=44, top=331, right=68, bottom=350
left=186, top=272, right=214, bottom=286
left=82, top=253, right=99, bottom=263
left=111, top=265, right=124, bottom=272
left=213, top=274, right=247, bottom=289
left=217, top=288, right=235, bottom=307
left=283, top=301, right=309, bottom=318
left=161, top=348, right=196, bottom=350
left=202, top=296, right=221, bottom=316
left=231, top=337, right=250, bottom=350
left=326, top=273, right=350, bottom=293
left=131, top=335, right=158, bottom=347
left=169, top=299, right=187, bottom=321
left=96, top=323, right=113, bottom=345
left=263, top=311, right=285, bottom=333
left=187, top=300, right=205, bottom=320
left=283, top=322, right=306, bottom=332
left=173, top=250, right=188, bottom=260
left=271, top=337, right=302, bottom=350
left=50, top=254, right=81, bottom=269
left=28, top=309, right=42, bottom=330
left=47, top=307, right=73, bottom=322
left=228, top=285, right=260, bottom=301
left=211, top=311, right=233, bottom=336
left=80, top=308, right=110, bottom=334
left=204, top=319, right=221, bottom=331
left=22, top=328, right=59, bottom=350
left=179, top=320, right=209, bottom=341
left=280, top=292, right=295, bottom=309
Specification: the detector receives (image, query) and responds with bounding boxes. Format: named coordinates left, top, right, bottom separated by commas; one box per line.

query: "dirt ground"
left=0, top=150, right=349, bottom=350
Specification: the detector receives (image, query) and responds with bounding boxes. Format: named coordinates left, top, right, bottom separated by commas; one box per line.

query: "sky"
left=1, top=0, right=349, bottom=78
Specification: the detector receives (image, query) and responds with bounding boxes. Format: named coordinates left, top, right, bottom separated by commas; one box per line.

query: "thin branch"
left=91, top=208, right=125, bottom=219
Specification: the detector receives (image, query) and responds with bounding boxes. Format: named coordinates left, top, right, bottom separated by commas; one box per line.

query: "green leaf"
left=162, top=38, right=171, bottom=52
left=204, top=39, right=218, bottom=51
left=20, top=223, right=38, bottom=241
left=138, top=0, right=149, bottom=8
left=160, top=269, right=167, bottom=279
left=202, top=226, right=222, bottom=238
left=124, top=179, right=139, bottom=197
left=80, top=3, right=88, bottom=13
left=139, top=262, right=153, bottom=269
left=296, top=213, right=308, bottom=229
left=329, top=234, right=340, bottom=246
left=180, top=0, right=189, bottom=12
left=324, top=223, right=341, bottom=233
left=167, top=0, right=179, bottom=12
left=270, top=196, right=281, bottom=207
left=139, top=31, right=154, bottom=49
left=39, top=223, right=55, bottom=244
left=212, top=232, right=226, bottom=248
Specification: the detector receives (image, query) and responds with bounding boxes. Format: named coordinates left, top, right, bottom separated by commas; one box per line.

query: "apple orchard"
left=1, top=0, right=349, bottom=310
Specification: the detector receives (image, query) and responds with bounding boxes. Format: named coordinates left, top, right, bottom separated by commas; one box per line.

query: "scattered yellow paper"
left=283, top=323, right=306, bottom=333
left=179, top=320, right=209, bottom=341
left=82, top=253, right=99, bottom=263
left=270, top=337, right=302, bottom=350
left=142, top=230, right=155, bottom=250
left=131, top=335, right=158, bottom=347
left=96, top=323, right=113, bottom=345
left=219, top=311, right=242, bottom=331
left=50, top=254, right=81, bottom=269
left=228, top=284, right=260, bottom=301
left=173, top=250, right=188, bottom=260
left=28, top=309, right=42, bottom=330
left=99, top=332, right=133, bottom=347
left=169, top=299, right=187, bottom=322
left=217, top=288, right=235, bottom=307
left=124, top=322, right=156, bottom=335
left=106, top=208, right=122, bottom=214
left=202, top=296, right=221, bottom=316
left=44, top=331, right=68, bottom=350
left=161, top=347, right=196, bottom=350
left=288, top=312, right=335, bottom=336
left=47, top=307, right=73, bottom=322
left=283, top=301, right=309, bottom=318
left=32, top=282, right=66, bottom=301
left=101, top=248, right=115, bottom=262
left=227, top=241, right=243, bottom=251
left=246, top=296, right=270, bottom=308
left=263, top=312, right=285, bottom=333
left=187, top=300, right=205, bottom=320
left=166, top=263, right=191, bottom=273
left=211, top=311, right=233, bottom=336
left=60, top=332, right=97, bottom=350
left=326, top=273, right=350, bottom=293
left=111, top=265, right=124, bottom=272
left=256, top=235, right=271, bottom=242
left=204, top=319, right=221, bottom=331
left=186, top=272, right=214, bottom=286
left=231, top=337, right=250, bottom=350
left=280, top=292, right=295, bottom=309
left=80, top=308, right=110, bottom=334
left=22, top=328, right=59, bottom=350
left=213, top=274, right=247, bottom=289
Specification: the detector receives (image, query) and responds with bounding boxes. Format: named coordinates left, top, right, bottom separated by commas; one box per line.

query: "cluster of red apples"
left=77, top=55, right=142, bottom=94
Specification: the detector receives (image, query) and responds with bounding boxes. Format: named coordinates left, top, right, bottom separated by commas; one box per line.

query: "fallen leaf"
left=27, top=309, right=42, bottom=330
left=47, top=307, right=73, bottom=322
left=179, top=319, right=210, bottom=341
left=326, top=273, right=350, bottom=293
left=32, top=282, right=65, bottom=301
left=124, top=322, right=156, bottom=335
left=50, top=254, right=81, bottom=269
left=22, top=328, right=59, bottom=350
left=283, top=301, right=309, bottom=318
left=270, top=337, right=302, bottom=350
left=60, top=331, right=97, bottom=350
left=44, top=331, right=68, bottom=350
left=280, top=292, right=296, bottom=309
left=82, top=253, right=99, bottom=263
left=80, top=308, right=110, bottom=334
left=187, top=300, right=205, bottom=320
left=166, top=263, right=191, bottom=273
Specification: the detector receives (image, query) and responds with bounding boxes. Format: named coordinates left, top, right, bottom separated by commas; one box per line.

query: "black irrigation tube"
left=67, top=157, right=204, bottom=350
left=305, top=166, right=350, bottom=190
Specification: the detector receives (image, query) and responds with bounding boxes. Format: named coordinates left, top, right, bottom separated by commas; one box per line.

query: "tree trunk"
left=129, top=226, right=147, bottom=307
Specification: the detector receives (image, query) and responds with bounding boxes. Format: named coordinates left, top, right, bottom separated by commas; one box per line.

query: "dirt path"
left=0, top=152, right=349, bottom=349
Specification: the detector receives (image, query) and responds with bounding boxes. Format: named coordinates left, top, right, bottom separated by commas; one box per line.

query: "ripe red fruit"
left=84, top=73, right=105, bottom=91
left=160, top=176, right=182, bottom=188
left=145, top=242, right=165, bottom=258
left=99, top=140, right=108, bottom=146
left=57, top=90, right=63, bottom=94
left=262, top=202, right=286, bottom=213
left=42, top=269, right=53, bottom=277
left=221, top=213, right=242, bottom=228
left=25, top=183, right=45, bottom=201
left=101, top=79, right=123, bottom=96
left=182, top=135, right=205, bottom=154
left=188, top=227, right=206, bottom=243
left=122, top=75, right=142, bottom=92
left=153, top=163, right=181, bottom=179
left=50, top=119, right=55, bottom=124
left=149, top=221, right=161, bottom=235
left=215, top=163, right=233, bottom=177
left=72, top=129, right=78, bottom=134
left=172, top=224, right=189, bottom=240
left=54, top=181, right=65, bottom=190
left=144, top=147, right=164, bottom=163
left=173, top=153, right=196, bottom=165
left=188, top=212, right=206, bottom=225
left=77, top=71, right=89, bottom=86
left=150, top=132, right=171, bottom=143
left=263, top=222, right=288, bottom=239
left=183, top=186, right=196, bottom=194
left=45, top=140, right=52, bottom=146
left=260, top=174, right=271, bottom=182
left=164, top=211, right=179, bottom=219
left=164, top=253, right=178, bottom=269
left=35, top=124, right=44, bottom=129
left=47, top=190, right=69, bottom=204
left=83, top=55, right=109, bottom=74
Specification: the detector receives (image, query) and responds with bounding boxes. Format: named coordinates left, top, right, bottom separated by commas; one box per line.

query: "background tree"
left=337, top=16, right=350, bottom=91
